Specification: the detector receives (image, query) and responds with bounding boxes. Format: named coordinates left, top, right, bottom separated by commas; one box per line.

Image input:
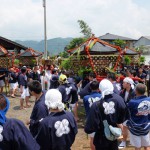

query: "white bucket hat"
left=45, top=89, right=64, bottom=111
left=99, top=79, right=114, bottom=98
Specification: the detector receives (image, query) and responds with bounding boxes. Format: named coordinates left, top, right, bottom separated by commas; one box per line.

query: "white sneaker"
left=118, top=141, right=126, bottom=149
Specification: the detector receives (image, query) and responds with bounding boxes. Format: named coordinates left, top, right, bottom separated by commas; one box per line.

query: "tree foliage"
left=124, top=56, right=131, bottom=65
left=78, top=20, right=92, bottom=38
left=113, top=39, right=126, bottom=48
left=139, top=56, right=145, bottom=63
left=59, top=51, right=69, bottom=58
left=60, top=58, right=73, bottom=70
left=66, top=37, right=87, bottom=50
left=14, top=59, right=20, bottom=65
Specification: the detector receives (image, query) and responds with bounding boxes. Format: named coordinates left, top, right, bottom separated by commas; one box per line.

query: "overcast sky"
left=0, top=0, right=150, bottom=41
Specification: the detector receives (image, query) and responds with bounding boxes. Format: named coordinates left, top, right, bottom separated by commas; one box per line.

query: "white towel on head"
left=99, top=79, right=114, bottom=98
left=45, top=89, right=64, bottom=111
left=123, top=77, right=134, bottom=89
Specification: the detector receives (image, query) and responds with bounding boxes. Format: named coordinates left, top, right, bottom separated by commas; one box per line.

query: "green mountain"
left=16, top=37, right=73, bottom=55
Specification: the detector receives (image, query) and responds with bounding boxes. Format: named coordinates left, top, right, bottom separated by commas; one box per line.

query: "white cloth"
left=21, top=87, right=30, bottom=99
left=129, top=132, right=150, bottom=148
left=124, top=91, right=129, bottom=102
left=0, top=80, right=5, bottom=87
left=40, top=76, right=47, bottom=90
left=99, top=79, right=114, bottom=98
left=10, top=82, right=18, bottom=90
left=45, top=89, right=64, bottom=111
left=123, top=77, right=134, bottom=89
left=45, top=70, right=52, bottom=89
left=88, top=132, right=95, bottom=138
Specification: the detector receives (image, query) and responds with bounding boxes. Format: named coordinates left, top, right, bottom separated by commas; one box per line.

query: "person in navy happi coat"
left=0, top=94, right=40, bottom=150
left=35, top=89, right=77, bottom=150
left=27, top=80, right=49, bottom=137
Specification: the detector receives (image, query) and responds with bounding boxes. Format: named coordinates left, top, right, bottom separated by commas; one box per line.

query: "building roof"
left=0, top=36, right=27, bottom=50
left=140, top=36, right=150, bottom=40
left=18, top=48, right=43, bottom=57
left=68, top=37, right=121, bottom=55
left=99, top=33, right=136, bottom=41
left=123, top=47, right=139, bottom=55
left=0, top=45, right=8, bottom=56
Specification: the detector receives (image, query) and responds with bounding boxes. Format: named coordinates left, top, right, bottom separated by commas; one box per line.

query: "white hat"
left=99, top=79, right=114, bottom=98
left=45, top=89, right=64, bottom=111
left=123, top=77, right=134, bottom=89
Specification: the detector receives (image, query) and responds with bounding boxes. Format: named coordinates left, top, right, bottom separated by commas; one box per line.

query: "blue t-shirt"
left=127, top=95, right=150, bottom=136
left=0, top=118, right=40, bottom=150
left=35, top=111, right=77, bottom=150
left=83, top=92, right=101, bottom=117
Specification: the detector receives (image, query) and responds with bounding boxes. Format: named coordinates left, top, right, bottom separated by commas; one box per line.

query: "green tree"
left=14, top=59, right=20, bottom=65
left=124, top=56, right=131, bottom=65
left=78, top=20, right=92, bottom=38
left=139, top=56, right=145, bottom=64
left=135, top=45, right=149, bottom=54
left=113, top=39, right=126, bottom=48
left=59, top=51, right=69, bottom=58
left=66, top=37, right=87, bottom=50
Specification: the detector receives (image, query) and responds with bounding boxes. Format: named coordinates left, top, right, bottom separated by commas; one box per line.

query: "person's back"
left=1, top=118, right=40, bottom=150
left=83, top=81, right=101, bottom=117
left=85, top=79, right=127, bottom=150
left=35, top=89, right=77, bottom=150
left=0, top=94, right=40, bottom=150
left=27, top=80, right=49, bottom=137
left=79, top=72, right=96, bottom=99
left=126, top=83, right=150, bottom=150
left=58, top=74, right=78, bottom=105
left=36, top=111, right=77, bottom=150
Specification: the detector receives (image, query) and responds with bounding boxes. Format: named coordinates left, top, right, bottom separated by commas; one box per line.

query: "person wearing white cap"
left=85, top=79, right=127, bottom=150
left=119, top=77, right=136, bottom=149
left=35, top=89, right=78, bottom=150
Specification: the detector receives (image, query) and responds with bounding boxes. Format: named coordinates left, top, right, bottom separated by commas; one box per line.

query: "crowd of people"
left=0, top=64, right=149, bottom=150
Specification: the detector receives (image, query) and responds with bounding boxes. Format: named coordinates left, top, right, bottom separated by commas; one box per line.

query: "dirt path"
left=6, top=96, right=140, bottom=150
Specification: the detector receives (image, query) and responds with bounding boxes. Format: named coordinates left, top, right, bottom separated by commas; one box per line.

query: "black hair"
left=27, top=80, right=42, bottom=94
left=89, top=72, right=96, bottom=78
left=107, top=72, right=116, bottom=81
left=21, top=67, right=27, bottom=73
left=90, top=81, right=99, bottom=91
left=129, top=70, right=136, bottom=77
left=52, top=69, right=57, bottom=74
left=0, top=94, right=7, bottom=110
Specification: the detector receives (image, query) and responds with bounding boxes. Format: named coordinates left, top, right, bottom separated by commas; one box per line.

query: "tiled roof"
left=0, top=45, right=8, bottom=56
left=18, top=48, right=43, bottom=57
left=123, top=48, right=139, bottom=55
left=99, top=33, right=136, bottom=41
left=0, top=36, right=27, bottom=50
left=68, top=37, right=121, bottom=54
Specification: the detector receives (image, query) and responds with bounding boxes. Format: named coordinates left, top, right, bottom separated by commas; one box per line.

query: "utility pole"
left=43, top=0, right=47, bottom=59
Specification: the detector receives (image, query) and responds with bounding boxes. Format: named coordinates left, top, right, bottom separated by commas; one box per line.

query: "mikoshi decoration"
left=68, top=37, right=142, bottom=82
